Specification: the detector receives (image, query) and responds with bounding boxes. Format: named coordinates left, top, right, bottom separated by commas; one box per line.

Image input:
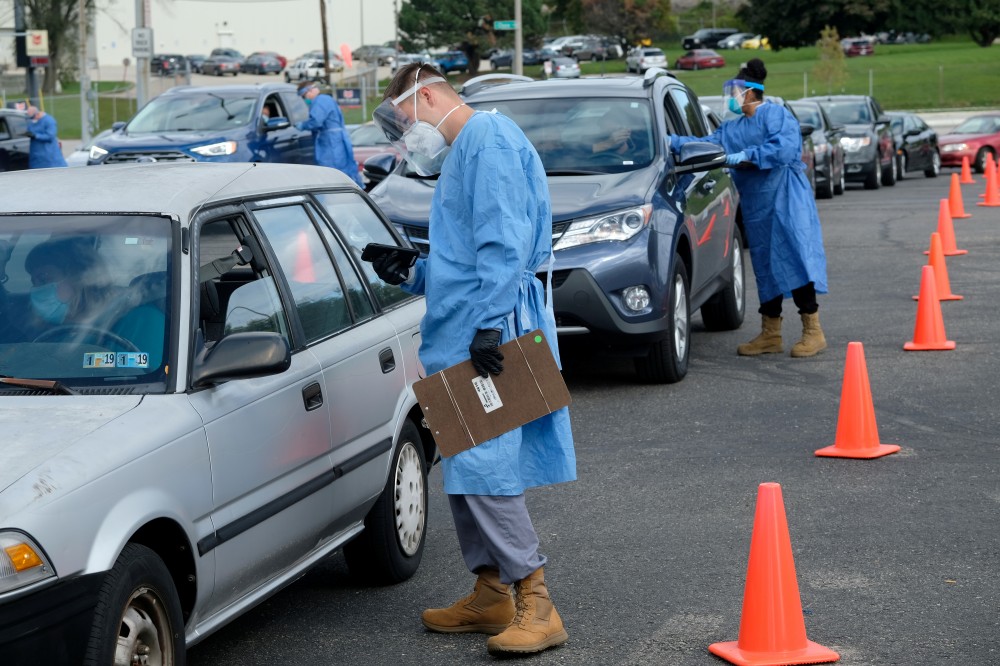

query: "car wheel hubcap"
left=113, top=587, right=171, bottom=666
left=394, top=442, right=425, bottom=556
left=933, top=152, right=940, bottom=173
left=673, top=274, right=688, bottom=360
left=733, top=240, right=744, bottom=306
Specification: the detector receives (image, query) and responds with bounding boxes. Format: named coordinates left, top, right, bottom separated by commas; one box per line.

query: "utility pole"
left=513, top=0, right=522, bottom=76
left=320, top=0, right=331, bottom=84
left=79, top=0, right=91, bottom=143
left=14, top=0, right=40, bottom=105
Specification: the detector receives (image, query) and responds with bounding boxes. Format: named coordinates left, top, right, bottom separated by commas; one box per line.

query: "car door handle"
left=302, top=382, right=323, bottom=411
left=379, top=348, right=396, bottom=374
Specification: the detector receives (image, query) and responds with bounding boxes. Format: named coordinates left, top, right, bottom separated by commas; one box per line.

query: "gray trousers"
left=448, top=493, right=547, bottom=585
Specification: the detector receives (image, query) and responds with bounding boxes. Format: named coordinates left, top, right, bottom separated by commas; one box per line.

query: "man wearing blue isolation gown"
left=295, top=81, right=362, bottom=186
left=671, top=58, right=829, bottom=357
left=370, top=63, right=575, bottom=656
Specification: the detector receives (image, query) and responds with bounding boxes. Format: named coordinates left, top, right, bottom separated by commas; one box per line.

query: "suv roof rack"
left=460, top=73, right=534, bottom=97
left=642, top=67, right=673, bottom=88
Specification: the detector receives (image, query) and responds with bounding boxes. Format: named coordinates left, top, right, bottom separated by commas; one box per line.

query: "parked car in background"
left=804, top=94, right=896, bottom=189
left=299, top=50, right=345, bottom=71
left=150, top=54, right=186, bottom=76
left=683, top=27, right=739, bottom=50
left=550, top=56, right=581, bottom=78
left=242, top=53, right=283, bottom=75
left=886, top=111, right=940, bottom=179
left=87, top=84, right=315, bottom=165
left=740, top=35, right=771, bottom=50
left=433, top=50, right=469, bottom=74
left=0, top=109, right=30, bottom=172
left=768, top=96, right=817, bottom=195
left=0, top=162, right=432, bottom=664
left=789, top=99, right=847, bottom=197
left=350, top=121, right=399, bottom=190
left=353, top=45, right=396, bottom=66
left=939, top=113, right=1000, bottom=173
left=392, top=52, right=434, bottom=72
left=186, top=54, right=207, bottom=73
left=248, top=50, right=288, bottom=69
left=625, top=47, right=668, bottom=73
left=284, top=58, right=324, bottom=82
left=65, top=128, right=115, bottom=167
left=209, top=47, right=245, bottom=64
left=566, top=38, right=608, bottom=62
left=841, top=38, right=874, bottom=56
left=369, top=71, right=745, bottom=384
left=674, top=49, right=725, bottom=70
left=717, top=32, right=754, bottom=49
left=200, top=55, right=241, bottom=76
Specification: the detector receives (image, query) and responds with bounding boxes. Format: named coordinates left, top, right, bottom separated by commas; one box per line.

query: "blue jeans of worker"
left=448, top=494, right=546, bottom=585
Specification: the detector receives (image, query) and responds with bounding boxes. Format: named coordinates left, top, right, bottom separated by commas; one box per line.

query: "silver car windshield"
left=468, top=98, right=656, bottom=174
left=127, top=92, right=257, bottom=132
left=819, top=101, right=871, bottom=126
left=0, top=215, right=171, bottom=391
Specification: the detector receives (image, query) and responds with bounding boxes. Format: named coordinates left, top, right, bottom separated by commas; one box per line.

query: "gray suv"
left=0, top=162, right=432, bottom=663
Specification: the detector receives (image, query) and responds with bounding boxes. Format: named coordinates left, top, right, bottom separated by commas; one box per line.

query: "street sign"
left=493, top=20, right=517, bottom=31
left=131, top=27, right=153, bottom=59
left=29, top=56, right=50, bottom=67
left=25, top=30, right=48, bottom=57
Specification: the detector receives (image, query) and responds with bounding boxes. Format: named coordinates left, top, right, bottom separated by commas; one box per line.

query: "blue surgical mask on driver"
left=30, top=281, right=69, bottom=324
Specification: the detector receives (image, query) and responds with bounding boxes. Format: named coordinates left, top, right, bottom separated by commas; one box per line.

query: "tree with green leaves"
left=737, top=0, right=891, bottom=50
left=24, top=0, right=93, bottom=93
left=580, top=0, right=672, bottom=46
left=398, top=0, right=547, bottom=76
left=812, top=26, right=847, bottom=94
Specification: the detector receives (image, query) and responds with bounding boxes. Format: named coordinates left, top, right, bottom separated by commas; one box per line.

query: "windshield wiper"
left=0, top=377, right=79, bottom=395
left=207, top=93, right=236, bottom=120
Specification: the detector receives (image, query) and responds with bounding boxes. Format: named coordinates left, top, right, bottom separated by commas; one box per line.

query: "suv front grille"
left=105, top=151, right=197, bottom=164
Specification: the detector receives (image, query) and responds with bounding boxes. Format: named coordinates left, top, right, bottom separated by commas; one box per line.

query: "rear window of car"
left=790, top=104, right=822, bottom=127
left=644, top=49, right=665, bottom=56
left=818, top=101, right=871, bottom=125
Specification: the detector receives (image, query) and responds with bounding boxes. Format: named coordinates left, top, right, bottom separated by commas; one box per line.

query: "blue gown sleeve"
left=31, top=117, right=58, bottom=143
left=743, top=107, right=802, bottom=169
left=400, top=257, right=427, bottom=295
left=297, top=97, right=332, bottom=132
left=465, top=145, right=532, bottom=331
left=669, top=125, right=725, bottom=152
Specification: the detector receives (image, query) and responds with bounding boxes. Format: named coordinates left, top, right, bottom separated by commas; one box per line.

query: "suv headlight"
left=840, top=136, right=872, bottom=152
left=554, top=204, right=652, bottom=250
left=89, top=145, right=108, bottom=160
left=192, top=141, right=238, bottom=157
left=0, top=531, right=55, bottom=594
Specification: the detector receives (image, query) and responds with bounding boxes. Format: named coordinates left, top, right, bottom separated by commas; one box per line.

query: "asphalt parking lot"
left=186, top=171, right=999, bottom=665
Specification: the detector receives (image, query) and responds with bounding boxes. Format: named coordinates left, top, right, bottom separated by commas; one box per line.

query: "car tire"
left=344, top=420, right=427, bottom=584
left=284, top=73, right=291, bottom=82
left=700, top=228, right=746, bottom=331
left=83, top=544, right=185, bottom=666
left=833, top=164, right=846, bottom=195
left=881, top=150, right=897, bottom=186
left=925, top=149, right=941, bottom=178
left=897, top=153, right=907, bottom=180
left=864, top=156, right=881, bottom=189
left=635, top=255, right=690, bottom=384
left=974, top=147, right=993, bottom=174
left=817, top=155, right=835, bottom=199
left=693, top=63, right=700, bottom=71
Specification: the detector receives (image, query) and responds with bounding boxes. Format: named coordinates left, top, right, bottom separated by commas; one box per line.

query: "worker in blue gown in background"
left=295, top=82, right=363, bottom=186
left=669, top=58, right=828, bottom=358
left=25, top=104, right=68, bottom=169
left=370, top=63, right=575, bottom=656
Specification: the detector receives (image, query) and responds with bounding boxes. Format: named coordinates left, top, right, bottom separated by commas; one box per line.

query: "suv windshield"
left=0, top=215, right=171, bottom=391
left=468, top=98, right=656, bottom=174
left=951, top=116, right=1000, bottom=134
left=790, top=104, right=822, bottom=128
left=818, top=101, right=871, bottom=125
left=127, top=92, right=258, bottom=132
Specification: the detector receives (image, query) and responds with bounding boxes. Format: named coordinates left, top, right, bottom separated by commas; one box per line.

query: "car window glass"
left=0, top=215, right=171, bottom=390
left=820, top=101, right=870, bottom=125
left=314, top=191, right=412, bottom=308
left=314, top=218, right=375, bottom=319
left=668, top=88, right=707, bottom=136
left=791, top=105, right=821, bottom=128
left=469, top=98, right=655, bottom=174
left=280, top=93, right=310, bottom=124
left=252, top=205, right=352, bottom=343
left=128, top=92, right=257, bottom=132
left=0, top=119, right=9, bottom=140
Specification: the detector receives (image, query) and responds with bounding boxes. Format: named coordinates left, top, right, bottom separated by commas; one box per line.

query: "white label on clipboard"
left=471, top=374, right=503, bottom=413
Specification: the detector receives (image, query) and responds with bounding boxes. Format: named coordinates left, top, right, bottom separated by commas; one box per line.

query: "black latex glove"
left=371, top=252, right=409, bottom=286
left=469, top=329, right=504, bottom=377
left=24, top=131, right=35, bottom=139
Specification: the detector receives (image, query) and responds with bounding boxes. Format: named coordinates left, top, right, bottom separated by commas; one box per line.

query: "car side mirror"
left=799, top=123, right=816, bottom=137
left=363, top=152, right=398, bottom=185
left=192, top=332, right=291, bottom=388
left=111, top=121, right=126, bottom=132
left=876, top=115, right=890, bottom=126
left=264, top=116, right=291, bottom=131
left=672, top=141, right=726, bottom=174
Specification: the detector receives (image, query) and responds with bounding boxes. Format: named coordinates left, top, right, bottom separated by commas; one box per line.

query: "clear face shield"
left=721, top=79, right=763, bottom=120
left=372, top=71, right=451, bottom=176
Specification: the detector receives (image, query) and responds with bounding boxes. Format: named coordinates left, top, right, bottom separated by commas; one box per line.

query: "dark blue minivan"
left=88, top=84, right=315, bottom=165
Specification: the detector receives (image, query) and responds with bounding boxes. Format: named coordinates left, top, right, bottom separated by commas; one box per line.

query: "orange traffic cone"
left=948, top=173, right=971, bottom=219
left=923, top=199, right=967, bottom=257
left=915, top=232, right=962, bottom=301
left=815, top=342, right=901, bottom=459
left=904, top=265, right=956, bottom=351
left=959, top=156, right=975, bottom=184
left=977, top=158, right=1000, bottom=207
left=709, top=483, right=840, bottom=666
left=294, top=230, right=316, bottom=283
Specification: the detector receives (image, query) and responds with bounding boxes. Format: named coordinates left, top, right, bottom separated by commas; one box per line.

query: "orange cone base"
left=976, top=202, right=1000, bottom=207
left=815, top=442, right=901, bottom=459
left=912, top=293, right=963, bottom=301
left=923, top=249, right=967, bottom=256
left=709, top=639, right=840, bottom=666
left=903, top=339, right=956, bottom=351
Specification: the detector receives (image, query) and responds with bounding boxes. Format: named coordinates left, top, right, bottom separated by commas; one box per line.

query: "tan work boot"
left=421, top=568, right=515, bottom=635
left=791, top=311, right=827, bottom=357
left=486, top=567, right=568, bottom=654
left=737, top=315, right=783, bottom=356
